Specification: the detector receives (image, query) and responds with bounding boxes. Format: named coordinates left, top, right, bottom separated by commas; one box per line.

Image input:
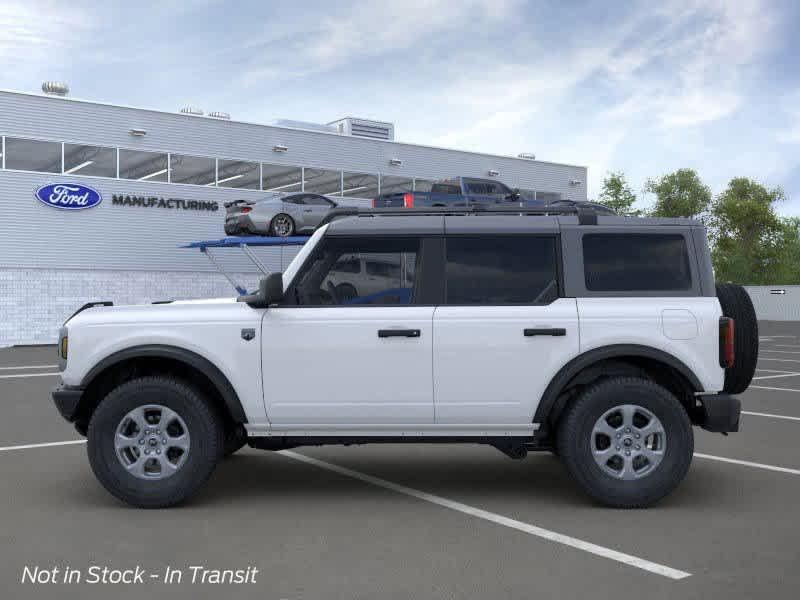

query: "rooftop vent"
left=42, top=81, right=69, bottom=96
left=208, top=111, right=231, bottom=120
left=517, top=152, right=536, bottom=160
left=329, top=117, right=395, bottom=141
left=180, top=106, right=204, bottom=116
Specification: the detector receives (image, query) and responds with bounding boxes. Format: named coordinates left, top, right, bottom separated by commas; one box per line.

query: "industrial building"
left=0, top=84, right=588, bottom=345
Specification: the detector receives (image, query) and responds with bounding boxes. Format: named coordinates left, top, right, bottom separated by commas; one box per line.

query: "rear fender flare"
left=533, top=344, right=702, bottom=429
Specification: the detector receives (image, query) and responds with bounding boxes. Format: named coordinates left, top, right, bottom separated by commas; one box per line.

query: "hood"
left=65, top=297, right=253, bottom=328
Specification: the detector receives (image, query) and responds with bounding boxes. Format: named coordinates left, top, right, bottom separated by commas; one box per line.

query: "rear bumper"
left=699, top=393, right=741, bottom=433
left=52, top=383, right=84, bottom=422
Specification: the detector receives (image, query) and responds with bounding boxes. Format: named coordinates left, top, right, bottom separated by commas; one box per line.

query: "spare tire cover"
left=716, top=283, right=759, bottom=394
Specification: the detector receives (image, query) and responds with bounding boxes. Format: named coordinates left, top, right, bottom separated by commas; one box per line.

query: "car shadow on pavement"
left=56, top=448, right=733, bottom=510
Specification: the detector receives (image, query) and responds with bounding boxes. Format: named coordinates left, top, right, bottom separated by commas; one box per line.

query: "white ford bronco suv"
left=52, top=206, right=757, bottom=508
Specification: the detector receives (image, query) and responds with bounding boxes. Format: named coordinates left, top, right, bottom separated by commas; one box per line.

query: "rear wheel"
left=716, top=283, right=758, bottom=394
left=557, top=377, right=693, bottom=508
left=87, top=376, right=223, bottom=508
left=269, top=214, right=295, bottom=237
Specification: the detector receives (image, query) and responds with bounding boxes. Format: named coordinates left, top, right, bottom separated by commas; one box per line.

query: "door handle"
left=524, top=328, right=566, bottom=337
left=378, top=329, right=421, bottom=338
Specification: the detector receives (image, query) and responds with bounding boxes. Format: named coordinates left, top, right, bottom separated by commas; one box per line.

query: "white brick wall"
left=0, top=268, right=263, bottom=346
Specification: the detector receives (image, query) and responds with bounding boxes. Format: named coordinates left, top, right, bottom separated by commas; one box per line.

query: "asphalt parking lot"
left=2, top=322, right=800, bottom=599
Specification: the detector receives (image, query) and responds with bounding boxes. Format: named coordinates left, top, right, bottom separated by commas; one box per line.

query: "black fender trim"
left=533, top=344, right=703, bottom=428
left=81, top=345, right=247, bottom=423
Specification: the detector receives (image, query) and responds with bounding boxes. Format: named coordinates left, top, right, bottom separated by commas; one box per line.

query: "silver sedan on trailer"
left=224, top=192, right=338, bottom=237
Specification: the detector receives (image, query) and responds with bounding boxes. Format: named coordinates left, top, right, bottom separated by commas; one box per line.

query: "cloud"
left=0, top=1, right=93, bottom=69
left=307, top=0, right=516, bottom=66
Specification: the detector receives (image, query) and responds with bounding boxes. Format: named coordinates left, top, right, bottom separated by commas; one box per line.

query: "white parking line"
left=278, top=450, right=692, bottom=580
left=750, top=385, right=800, bottom=393
left=694, top=453, right=800, bottom=476
left=757, top=357, right=800, bottom=364
left=0, top=365, right=59, bottom=370
left=742, top=410, right=800, bottom=422
left=768, top=344, right=800, bottom=350
left=760, top=349, right=800, bottom=355
left=0, top=440, right=86, bottom=452
left=755, top=368, right=797, bottom=374
left=752, top=373, right=800, bottom=381
left=0, top=372, right=60, bottom=380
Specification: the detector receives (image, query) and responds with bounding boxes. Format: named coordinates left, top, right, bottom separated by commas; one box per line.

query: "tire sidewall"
left=270, top=214, right=294, bottom=237
left=87, top=378, right=222, bottom=507
left=558, top=378, right=694, bottom=507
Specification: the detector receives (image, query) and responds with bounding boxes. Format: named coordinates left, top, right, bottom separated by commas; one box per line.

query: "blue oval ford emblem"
left=35, top=183, right=102, bottom=210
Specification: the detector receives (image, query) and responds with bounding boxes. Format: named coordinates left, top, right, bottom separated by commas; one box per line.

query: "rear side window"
left=583, top=234, right=692, bottom=291
left=444, top=236, right=559, bottom=305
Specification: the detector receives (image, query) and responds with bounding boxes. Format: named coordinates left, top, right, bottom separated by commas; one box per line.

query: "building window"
left=304, top=167, right=342, bottom=195
left=63, top=143, right=117, bottom=177
left=170, top=154, right=216, bottom=186
left=444, top=236, right=558, bottom=305
left=217, top=159, right=260, bottom=189
left=119, top=149, right=168, bottom=182
left=4, top=137, right=61, bottom=173
left=342, top=171, right=379, bottom=199
left=380, top=176, right=413, bottom=195
left=262, top=163, right=302, bottom=192
left=583, top=234, right=692, bottom=292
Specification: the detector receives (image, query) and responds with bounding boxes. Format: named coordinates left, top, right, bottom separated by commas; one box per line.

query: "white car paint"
left=61, top=223, right=726, bottom=437
left=433, top=299, right=580, bottom=424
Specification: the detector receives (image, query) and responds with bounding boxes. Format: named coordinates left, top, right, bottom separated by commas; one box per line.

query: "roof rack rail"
left=318, top=202, right=612, bottom=228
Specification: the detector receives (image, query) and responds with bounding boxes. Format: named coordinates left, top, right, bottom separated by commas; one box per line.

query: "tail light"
left=403, top=193, right=414, bottom=208
left=241, top=207, right=252, bottom=213
left=719, top=317, right=735, bottom=368
left=372, top=198, right=378, bottom=208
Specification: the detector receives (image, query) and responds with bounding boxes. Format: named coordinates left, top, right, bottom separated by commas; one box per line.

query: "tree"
left=597, top=171, right=640, bottom=215
left=709, top=177, right=788, bottom=284
left=644, top=168, right=711, bottom=218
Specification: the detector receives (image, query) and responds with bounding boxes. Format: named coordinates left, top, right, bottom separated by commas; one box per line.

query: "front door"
left=433, top=234, right=580, bottom=424
left=262, top=235, right=435, bottom=425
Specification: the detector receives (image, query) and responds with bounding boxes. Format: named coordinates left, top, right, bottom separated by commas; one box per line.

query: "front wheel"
left=557, top=377, right=693, bottom=508
left=87, top=376, right=223, bottom=508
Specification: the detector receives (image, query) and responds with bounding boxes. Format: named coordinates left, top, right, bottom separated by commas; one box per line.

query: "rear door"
left=433, top=225, right=579, bottom=424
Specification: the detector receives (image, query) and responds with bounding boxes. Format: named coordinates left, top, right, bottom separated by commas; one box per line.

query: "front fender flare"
left=81, top=344, right=247, bottom=423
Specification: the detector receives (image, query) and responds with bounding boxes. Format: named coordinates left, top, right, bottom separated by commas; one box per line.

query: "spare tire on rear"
left=716, top=283, right=758, bottom=394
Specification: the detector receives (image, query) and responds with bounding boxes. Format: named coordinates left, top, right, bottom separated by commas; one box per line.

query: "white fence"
left=745, top=286, right=800, bottom=321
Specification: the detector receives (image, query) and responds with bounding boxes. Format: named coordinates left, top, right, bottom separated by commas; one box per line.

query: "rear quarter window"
left=583, top=234, right=692, bottom=292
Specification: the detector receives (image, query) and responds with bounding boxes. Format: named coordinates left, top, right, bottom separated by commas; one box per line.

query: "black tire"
left=716, top=283, right=759, bottom=394
left=269, top=214, right=295, bottom=237
left=557, top=377, right=693, bottom=508
left=87, top=376, right=223, bottom=508
left=223, top=423, right=247, bottom=457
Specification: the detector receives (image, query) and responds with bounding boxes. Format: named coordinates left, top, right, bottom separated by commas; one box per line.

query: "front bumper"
left=52, top=383, right=84, bottom=422
left=699, top=393, right=741, bottom=433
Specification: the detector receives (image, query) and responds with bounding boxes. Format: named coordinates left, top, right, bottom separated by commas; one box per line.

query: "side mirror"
left=238, top=272, right=284, bottom=308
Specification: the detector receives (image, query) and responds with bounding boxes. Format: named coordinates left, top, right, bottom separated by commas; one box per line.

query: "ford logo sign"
left=35, top=183, right=102, bottom=210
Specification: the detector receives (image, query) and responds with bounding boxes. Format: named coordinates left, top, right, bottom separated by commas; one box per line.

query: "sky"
left=2, top=0, right=799, bottom=214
